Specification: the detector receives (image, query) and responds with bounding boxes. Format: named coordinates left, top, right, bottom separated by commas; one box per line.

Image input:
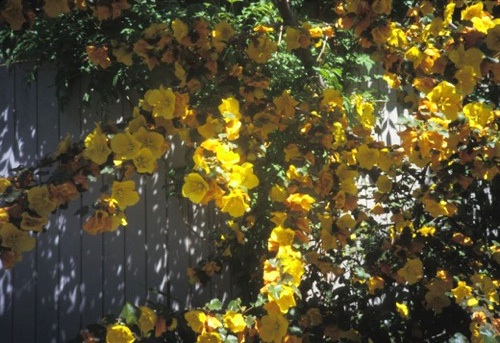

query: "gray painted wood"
left=0, top=65, right=227, bottom=342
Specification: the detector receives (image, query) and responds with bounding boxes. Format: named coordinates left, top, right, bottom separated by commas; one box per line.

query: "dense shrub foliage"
left=0, top=0, right=499, bottom=342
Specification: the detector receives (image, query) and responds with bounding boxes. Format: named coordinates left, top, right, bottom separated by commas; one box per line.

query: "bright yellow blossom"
left=83, top=124, right=112, bottom=165
left=106, top=324, right=135, bottom=343
left=182, top=173, right=209, bottom=204
left=111, top=181, right=140, bottom=210
left=258, top=314, right=288, bottom=343
left=184, top=310, right=206, bottom=333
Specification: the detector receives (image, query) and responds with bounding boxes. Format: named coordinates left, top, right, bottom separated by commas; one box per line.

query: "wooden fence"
left=0, top=65, right=232, bottom=343
left=0, top=64, right=400, bottom=343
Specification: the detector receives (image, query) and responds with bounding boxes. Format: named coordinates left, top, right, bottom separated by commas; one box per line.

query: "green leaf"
left=119, top=302, right=139, bottom=326
left=207, top=298, right=223, bottom=311
left=227, top=298, right=242, bottom=312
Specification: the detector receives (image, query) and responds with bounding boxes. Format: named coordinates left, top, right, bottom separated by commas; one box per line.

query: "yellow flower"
left=213, top=21, right=235, bottom=42
left=449, top=44, right=484, bottom=75
left=455, top=66, right=478, bottom=95
left=404, top=46, right=425, bottom=68
left=111, top=181, right=140, bottom=210
left=106, top=324, right=135, bottom=343
left=229, top=162, right=259, bottom=190
left=197, top=331, right=222, bottom=343
left=184, top=310, right=206, bottom=333
left=367, top=276, right=385, bottom=295
left=357, top=144, right=379, bottom=170
left=144, top=87, right=176, bottom=119
left=133, top=148, right=157, bottom=174
left=376, top=175, right=393, bottom=193
left=427, top=81, right=462, bottom=121
left=268, top=285, right=297, bottom=313
left=43, top=0, right=70, bottom=18
left=223, top=311, right=246, bottom=333
left=274, top=90, right=298, bottom=118
left=132, top=127, right=167, bottom=159
left=395, top=302, right=409, bottom=319
left=138, top=306, right=157, bottom=337
left=321, top=88, right=344, bottom=109
left=0, top=222, right=36, bottom=254
left=268, top=226, right=295, bottom=251
left=286, top=193, right=315, bottom=212
left=285, top=27, right=302, bottom=51
left=247, top=35, right=277, bottom=64
left=0, top=178, right=11, bottom=194
left=20, top=212, right=48, bottom=232
left=0, top=0, right=26, bottom=30
left=219, top=97, right=241, bottom=119
left=171, top=19, right=189, bottom=43
left=461, top=2, right=483, bottom=21
left=371, top=0, right=391, bottom=15
left=485, top=24, right=500, bottom=51
left=182, top=173, right=209, bottom=204
left=111, top=132, right=141, bottom=160
left=83, top=124, right=112, bottom=165
left=354, top=96, right=376, bottom=130
left=386, top=23, right=408, bottom=49
left=270, top=185, right=288, bottom=202
left=417, top=226, right=436, bottom=237
left=463, top=102, right=493, bottom=130
left=221, top=189, right=249, bottom=217
left=27, top=186, right=58, bottom=217
left=452, top=281, right=473, bottom=303
left=258, top=314, right=288, bottom=343
left=397, top=258, right=423, bottom=285
left=215, top=145, right=240, bottom=169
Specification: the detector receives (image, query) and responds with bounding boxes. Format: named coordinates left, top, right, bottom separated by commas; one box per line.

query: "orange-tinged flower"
left=20, top=212, right=48, bottom=232
left=83, top=210, right=114, bottom=235
left=106, top=324, right=135, bottom=343
left=286, top=193, right=315, bottom=212
left=111, top=181, right=140, bottom=210
left=371, top=0, right=391, bottom=15
left=27, top=186, right=58, bottom=217
left=0, top=222, right=36, bottom=254
left=182, top=173, right=209, bottom=204
left=367, top=276, right=385, bottom=294
left=197, top=331, right=222, bottom=343
left=213, top=21, right=235, bottom=41
left=86, top=46, right=111, bottom=69
left=171, top=18, right=189, bottom=43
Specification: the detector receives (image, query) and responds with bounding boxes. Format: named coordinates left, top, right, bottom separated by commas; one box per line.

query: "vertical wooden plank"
left=124, top=176, right=147, bottom=306
left=11, top=65, right=38, bottom=343
left=0, top=66, right=15, bottom=343
left=145, top=159, right=168, bottom=305
left=79, top=91, right=104, bottom=329
left=35, top=66, right=60, bottom=343
left=165, top=138, right=191, bottom=310
left=57, top=80, right=83, bottom=342
left=122, top=98, right=148, bottom=307
left=102, top=99, right=125, bottom=316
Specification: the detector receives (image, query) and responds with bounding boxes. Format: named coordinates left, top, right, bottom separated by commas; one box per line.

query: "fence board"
left=0, top=66, right=15, bottom=343
left=57, top=81, right=83, bottom=342
left=12, top=65, right=38, bottom=343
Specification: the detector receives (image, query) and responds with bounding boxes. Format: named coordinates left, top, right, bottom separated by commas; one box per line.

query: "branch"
left=273, top=0, right=325, bottom=88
